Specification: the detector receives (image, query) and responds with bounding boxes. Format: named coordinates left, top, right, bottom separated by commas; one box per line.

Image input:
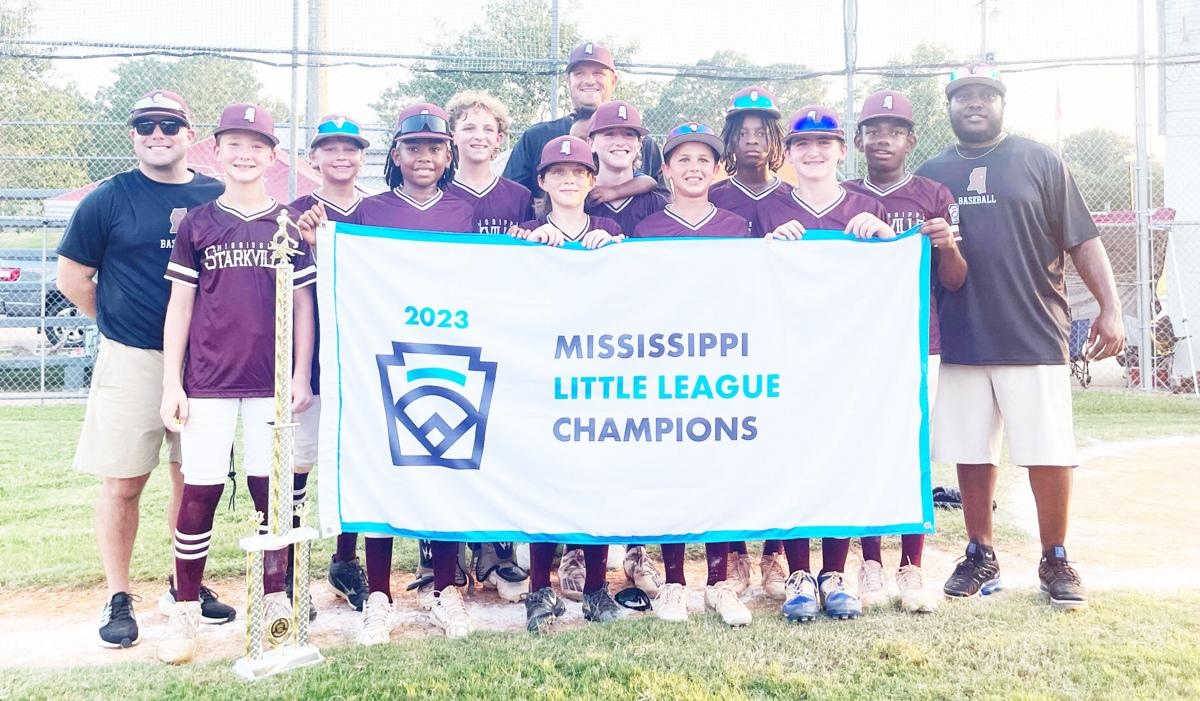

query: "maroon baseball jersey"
left=517, top=213, right=623, bottom=242
left=289, top=191, right=365, bottom=397
left=449, top=176, right=534, bottom=235
left=290, top=190, right=365, bottom=225
left=756, top=185, right=889, bottom=235
left=631, top=206, right=752, bottom=238
left=585, top=190, right=666, bottom=235
left=844, top=173, right=958, bottom=355
left=165, top=199, right=316, bottom=398
left=356, top=188, right=475, bottom=233
left=709, top=176, right=793, bottom=238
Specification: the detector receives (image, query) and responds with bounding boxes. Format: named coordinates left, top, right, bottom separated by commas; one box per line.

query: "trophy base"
left=233, top=644, right=323, bottom=681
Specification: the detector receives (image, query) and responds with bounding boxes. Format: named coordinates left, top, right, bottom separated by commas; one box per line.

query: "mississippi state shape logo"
left=377, top=342, right=497, bottom=470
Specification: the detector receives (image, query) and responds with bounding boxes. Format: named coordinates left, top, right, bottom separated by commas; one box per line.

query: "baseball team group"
left=54, top=40, right=1125, bottom=665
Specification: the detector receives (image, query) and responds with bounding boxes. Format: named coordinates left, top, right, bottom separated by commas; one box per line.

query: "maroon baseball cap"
left=859, top=90, right=914, bottom=126
left=662, top=122, right=723, bottom=160
left=726, top=86, right=781, bottom=119
left=310, top=113, right=370, bottom=150
left=391, top=103, right=452, bottom=142
left=567, top=41, right=616, bottom=73
left=538, top=135, right=597, bottom=174
left=213, top=103, right=278, bottom=146
left=946, top=64, right=1006, bottom=98
left=128, top=90, right=191, bottom=125
left=587, top=100, right=648, bottom=137
left=785, top=105, right=845, bottom=143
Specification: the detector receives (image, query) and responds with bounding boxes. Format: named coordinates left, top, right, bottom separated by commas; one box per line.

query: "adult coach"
left=56, top=90, right=233, bottom=648
left=503, top=41, right=663, bottom=199
left=917, top=66, right=1124, bottom=609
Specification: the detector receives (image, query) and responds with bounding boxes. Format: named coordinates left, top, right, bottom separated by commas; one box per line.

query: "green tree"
left=88, top=55, right=289, bottom=180
left=1062, top=128, right=1164, bottom=211
left=642, top=51, right=825, bottom=138
left=870, top=42, right=962, bottom=167
left=0, top=0, right=91, bottom=192
left=370, top=0, right=639, bottom=136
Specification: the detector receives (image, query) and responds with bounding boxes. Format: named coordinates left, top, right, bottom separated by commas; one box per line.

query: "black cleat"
left=329, top=555, right=369, bottom=611
left=524, top=586, right=566, bottom=634
left=943, top=541, right=1002, bottom=598
left=159, top=576, right=236, bottom=624
left=582, top=588, right=622, bottom=623
left=98, top=592, right=140, bottom=648
left=1039, top=545, right=1087, bottom=610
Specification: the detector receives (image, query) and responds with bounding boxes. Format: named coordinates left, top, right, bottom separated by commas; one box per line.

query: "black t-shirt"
left=57, top=169, right=224, bottom=349
left=916, top=135, right=1099, bottom=365
left=503, top=115, right=665, bottom=199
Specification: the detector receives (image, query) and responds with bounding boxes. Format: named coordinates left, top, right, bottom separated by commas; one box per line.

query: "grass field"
left=1, top=391, right=1198, bottom=699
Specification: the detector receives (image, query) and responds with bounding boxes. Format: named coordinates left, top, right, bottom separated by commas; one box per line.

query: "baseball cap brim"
left=310, top=132, right=370, bottom=149
left=539, top=156, right=597, bottom=174
left=785, top=129, right=845, bottom=143
left=213, top=125, right=279, bottom=147
left=394, top=131, right=452, bottom=142
left=664, top=132, right=723, bottom=159
left=858, top=113, right=914, bottom=127
left=128, top=109, right=189, bottom=125
left=589, top=123, right=649, bottom=138
left=567, top=57, right=615, bottom=73
left=946, top=76, right=1006, bottom=98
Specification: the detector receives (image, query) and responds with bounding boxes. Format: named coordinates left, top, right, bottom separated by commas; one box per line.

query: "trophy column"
left=234, top=211, right=323, bottom=681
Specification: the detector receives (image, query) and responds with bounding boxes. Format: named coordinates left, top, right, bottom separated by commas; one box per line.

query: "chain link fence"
left=1, top=0, right=1196, bottom=398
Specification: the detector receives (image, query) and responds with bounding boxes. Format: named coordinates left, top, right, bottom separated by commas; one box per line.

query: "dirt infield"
left=2, top=435, right=1196, bottom=669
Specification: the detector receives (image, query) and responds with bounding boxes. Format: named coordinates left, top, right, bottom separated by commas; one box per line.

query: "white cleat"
left=897, top=564, right=940, bottom=613
left=652, top=582, right=689, bottom=622
left=760, top=553, right=788, bottom=601
left=157, top=600, right=199, bottom=665
left=706, top=580, right=752, bottom=627
left=359, top=591, right=393, bottom=646
left=858, top=560, right=890, bottom=610
left=430, top=586, right=473, bottom=639
left=623, top=546, right=665, bottom=597
left=727, top=552, right=751, bottom=595
left=485, top=570, right=530, bottom=603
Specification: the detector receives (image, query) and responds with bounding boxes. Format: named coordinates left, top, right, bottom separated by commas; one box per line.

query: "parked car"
left=0, top=250, right=86, bottom=348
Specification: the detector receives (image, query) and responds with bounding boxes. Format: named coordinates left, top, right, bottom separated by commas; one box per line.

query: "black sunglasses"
left=133, top=119, right=185, bottom=136
left=395, top=113, right=450, bottom=139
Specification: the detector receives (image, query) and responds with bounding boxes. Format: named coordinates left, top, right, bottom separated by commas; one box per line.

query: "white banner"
left=317, top=223, right=933, bottom=543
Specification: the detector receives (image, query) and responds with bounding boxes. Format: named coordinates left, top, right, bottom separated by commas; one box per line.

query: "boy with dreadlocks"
left=353, top=103, right=476, bottom=644
left=710, top=86, right=791, bottom=240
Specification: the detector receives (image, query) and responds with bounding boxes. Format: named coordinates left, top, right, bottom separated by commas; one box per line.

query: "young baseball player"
left=710, top=86, right=791, bottom=599
left=513, top=134, right=622, bottom=634
left=845, top=90, right=967, bottom=614
left=353, top=102, right=477, bottom=643
left=583, top=100, right=666, bottom=236
left=515, top=135, right=622, bottom=248
left=156, top=103, right=317, bottom=665
left=629, top=122, right=754, bottom=627
left=710, top=86, right=792, bottom=239
left=289, top=114, right=371, bottom=613
left=446, top=91, right=534, bottom=234
left=759, top=105, right=892, bottom=623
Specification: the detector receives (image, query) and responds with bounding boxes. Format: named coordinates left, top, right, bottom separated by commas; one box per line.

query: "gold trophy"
left=234, top=211, right=323, bottom=680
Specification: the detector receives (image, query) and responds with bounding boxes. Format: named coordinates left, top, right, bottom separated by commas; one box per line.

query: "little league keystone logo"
left=377, top=342, right=498, bottom=470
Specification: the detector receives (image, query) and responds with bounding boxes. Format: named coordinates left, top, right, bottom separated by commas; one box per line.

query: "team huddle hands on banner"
left=55, top=39, right=1126, bottom=668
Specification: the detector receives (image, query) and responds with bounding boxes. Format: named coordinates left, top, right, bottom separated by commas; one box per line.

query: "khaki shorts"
left=74, top=337, right=181, bottom=479
left=932, top=363, right=1077, bottom=467
left=294, top=395, right=320, bottom=469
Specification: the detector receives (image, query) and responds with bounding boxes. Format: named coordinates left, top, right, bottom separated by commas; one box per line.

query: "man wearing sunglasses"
left=504, top=41, right=664, bottom=201
left=56, top=90, right=232, bottom=649
left=916, top=65, right=1124, bottom=610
